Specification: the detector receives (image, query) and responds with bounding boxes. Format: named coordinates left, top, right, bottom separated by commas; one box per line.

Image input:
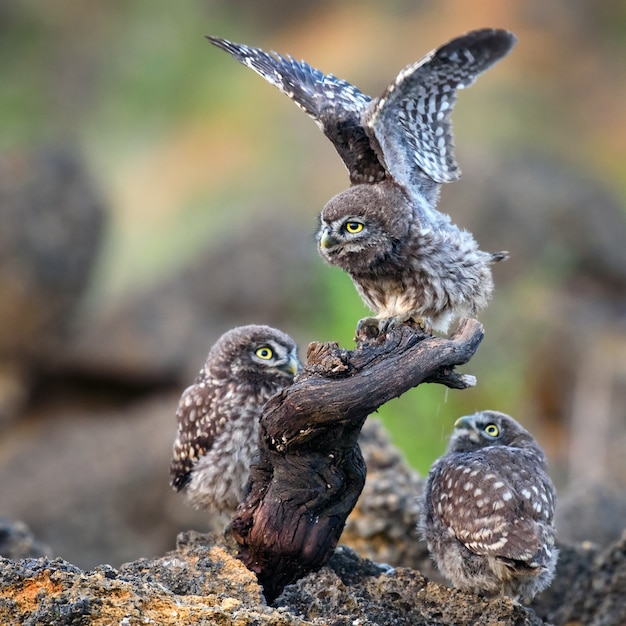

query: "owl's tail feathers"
left=491, top=251, right=509, bottom=263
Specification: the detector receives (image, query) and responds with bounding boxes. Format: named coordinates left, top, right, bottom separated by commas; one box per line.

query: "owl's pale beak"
left=454, top=415, right=477, bottom=432
left=281, top=355, right=301, bottom=377
left=319, top=228, right=337, bottom=251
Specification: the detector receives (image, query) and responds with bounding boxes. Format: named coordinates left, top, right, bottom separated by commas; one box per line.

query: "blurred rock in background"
left=58, top=210, right=325, bottom=387
left=555, top=483, right=626, bottom=548
left=0, top=144, right=106, bottom=424
left=0, top=516, right=51, bottom=560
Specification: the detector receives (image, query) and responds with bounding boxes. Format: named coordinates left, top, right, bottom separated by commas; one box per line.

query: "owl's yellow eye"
left=484, top=423, right=499, bottom=437
left=344, top=221, right=363, bottom=234
left=255, top=346, right=273, bottom=360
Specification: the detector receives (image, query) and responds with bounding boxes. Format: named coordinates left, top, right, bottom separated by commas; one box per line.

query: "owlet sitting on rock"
left=420, top=410, right=558, bottom=603
left=170, top=325, right=300, bottom=515
left=209, top=29, right=516, bottom=333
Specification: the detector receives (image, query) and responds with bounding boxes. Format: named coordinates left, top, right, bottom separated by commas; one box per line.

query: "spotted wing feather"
left=207, top=36, right=385, bottom=184
left=430, top=452, right=545, bottom=564
left=170, top=381, right=226, bottom=491
left=364, top=29, right=517, bottom=199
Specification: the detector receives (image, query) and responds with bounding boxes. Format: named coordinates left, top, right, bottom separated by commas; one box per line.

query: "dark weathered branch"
left=231, top=318, right=484, bottom=602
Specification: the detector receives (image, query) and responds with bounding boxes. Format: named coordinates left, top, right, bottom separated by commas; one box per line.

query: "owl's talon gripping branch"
left=356, top=313, right=432, bottom=342
left=355, top=316, right=382, bottom=341
left=230, top=318, right=484, bottom=602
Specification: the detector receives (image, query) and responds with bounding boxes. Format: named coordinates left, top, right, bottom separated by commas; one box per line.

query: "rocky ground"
left=0, top=525, right=624, bottom=625
left=1, top=419, right=625, bottom=625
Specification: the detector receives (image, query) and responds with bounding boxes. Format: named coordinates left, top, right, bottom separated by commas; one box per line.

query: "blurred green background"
left=1, top=0, right=625, bottom=567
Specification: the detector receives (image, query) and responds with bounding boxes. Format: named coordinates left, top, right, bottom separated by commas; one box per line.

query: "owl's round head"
left=207, top=324, right=301, bottom=387
left=317, top=181, right=412, bottom=272
left=447, top=410, right=541, bottom=455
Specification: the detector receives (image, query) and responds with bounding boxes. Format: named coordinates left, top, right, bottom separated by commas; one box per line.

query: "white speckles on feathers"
left=169, top=325, right=300, bottom=515
left=419, top=411, right=558, bottom=603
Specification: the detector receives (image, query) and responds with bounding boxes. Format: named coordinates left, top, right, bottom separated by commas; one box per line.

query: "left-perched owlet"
left=419, top=411, right=558, bottom=603
left=170, top=325, right=300, bottom=514
left=208, top=29, right=516, bottom=333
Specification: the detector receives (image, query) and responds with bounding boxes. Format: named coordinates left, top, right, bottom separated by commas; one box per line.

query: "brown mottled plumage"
left=420, top=411, right=558, bottom=603
left=318, top=181, right=506, bottom=332
left=209, top=30, right=516, bottom=332
left=170, top=325, right=300, bottom=514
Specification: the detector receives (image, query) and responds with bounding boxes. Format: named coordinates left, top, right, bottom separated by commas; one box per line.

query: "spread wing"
left=208, top=36, right=386, bottom=184
left=364, top=29, right=517, bottom=203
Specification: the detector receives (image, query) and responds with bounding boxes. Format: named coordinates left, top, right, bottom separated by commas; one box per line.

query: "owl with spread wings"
left=209, top=29, right=516, bottom=333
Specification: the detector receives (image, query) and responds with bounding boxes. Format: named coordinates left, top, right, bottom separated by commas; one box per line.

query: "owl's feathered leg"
left=356, top=313, right=432, bottom=341
left=381, top=312, right=432, bottom=335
